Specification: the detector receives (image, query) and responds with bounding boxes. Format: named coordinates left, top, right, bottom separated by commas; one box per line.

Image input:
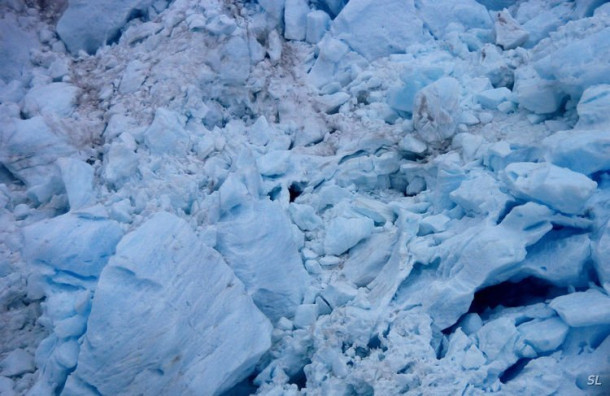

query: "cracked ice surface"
left=0, top=0, right=609, bottom=395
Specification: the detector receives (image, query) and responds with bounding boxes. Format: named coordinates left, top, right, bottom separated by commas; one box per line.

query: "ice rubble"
left=1, top=0, right=610, bottom=395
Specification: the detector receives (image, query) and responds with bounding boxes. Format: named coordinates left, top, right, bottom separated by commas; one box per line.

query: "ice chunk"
left=418, top=214, right=450, bottom=235
left=416, top=1, right=492, bottom=39
left=329, top=0, right=426, bottom=61
left=343, top=229, right=396, bottom=287
left=258, top=0, right=286, bottom=22
left=534, top=27, right=610, bottom=99
left=494, top=9, right=529, bottom=50
left=293, top=304, right=318, bottom=328
left=284, top=0, right=309, bottom=41
left=324, top=216, right=374, bottom=256
left=0, top=349, right=35, bottom=377
left=22, top=213, right=123, bottom=278
left=543, top=129, right=610, bottom=175
left=22, top=83, right=79, bottom=118
left=517, top=232, right=591, bottom=287
left=103, top=142, right=139, bottom=188
left=514, top=66, right=564, bottom=114
left=306, top=10, right=331, bottom=44
left=550, top=289, right=610, bottom=327
left=257, top=150, right=292, bottom=177
left=502, top=162, right=597, bottom=215
left=476, top=87, right=512, bottom=109
left=57, top=0, right=157, bottom=55
left=218, top=174, right=250, bottom=213
left=316, top=92, right=350, bottom=114
left=216, top=200, right=309, bottom=322
left=0, top=15, right=38, bottom=82
left=144, top=108, right=189, bottom=155
left=517, top=317, right=569, bottom=354
left=0, top=116, right=75, bottom=204
left=57, top=158, right=95, bottom=210
left=118, top=60, right=147, bottom=94
left=593, top=223, right=610, bottom=292
left=413, top=77, right=461, bottom=146
left=576, top=84, right=610, bottom=128
left=64, top=212, right=272, bottom=396
left=289, top=203, right=323, bottom=231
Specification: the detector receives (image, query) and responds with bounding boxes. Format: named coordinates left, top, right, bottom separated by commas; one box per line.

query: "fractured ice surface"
left=1, top=0, right=610, bottom=394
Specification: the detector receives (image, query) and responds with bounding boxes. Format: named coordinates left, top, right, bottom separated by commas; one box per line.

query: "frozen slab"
left=63, top=212, right=272, bottom=396
left=22, top=212, right=123, bottom=278
left=144, top=108, right=190, bottom=155
left=413, top=77, right=461, bottom=146
left=576, top=84, right=610, bottom=128
left=22, top=83, right=79, bottom=118
left=534, top=26, right=610, bottom=99
left=494, top=9, right=529, bottom=50
left=57, top=0, right=157, bottom=55
left=543, top=129, right=610, bottom=175
left=0, top=349, right=35, bottom=377
left=503, top=162, right=597, bottom=215
left=549, top=289, right=610, bottom=327
left=57, top=158, right=95, bottom=210
left=216, top=200, right=309, bottom=322
left=330, top=0, right=426, bottom=61
left=0, top=116, right=76, bottom=204
left=306, top=10, right=331, bottom=44
left=517, top=317, right=569, bottom=354
left=284, top=0, right=309, bottom=41
left=476, top=87, right=512, bottom=109
left=342, top=229, right=397, bottom=287
left=0, top=15, right=38, bottom=83
left=324, top=216, right=374, bottom=256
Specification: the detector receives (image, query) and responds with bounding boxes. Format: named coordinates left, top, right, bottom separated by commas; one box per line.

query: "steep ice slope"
left=0, top=0, right=609, bottom=395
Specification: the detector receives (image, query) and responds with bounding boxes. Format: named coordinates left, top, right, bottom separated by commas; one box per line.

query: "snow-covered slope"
left=1, top=0, right=609, bottom=395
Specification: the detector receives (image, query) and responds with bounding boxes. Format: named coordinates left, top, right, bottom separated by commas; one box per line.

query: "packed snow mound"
left=1, top=0, right=610, bottom=395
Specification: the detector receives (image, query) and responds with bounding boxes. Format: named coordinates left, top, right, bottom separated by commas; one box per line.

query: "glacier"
left=1, top=0, right=610, bottom=395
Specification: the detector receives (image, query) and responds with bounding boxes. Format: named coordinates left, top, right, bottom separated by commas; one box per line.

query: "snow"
left=2, top=0, right=610, bottom=394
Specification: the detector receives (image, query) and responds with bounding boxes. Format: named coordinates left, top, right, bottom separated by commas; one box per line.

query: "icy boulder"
left=57, top=0, right=157, bottom=55
left=22, top=212, right=123, bottom=278
left=576, top=84, right=610, bottom=128
left=324, top=215, right=375, bottom=256
left=549, top=289, right=610, bottom=327
left=63, top=212, right=272, bottom=396
left=494, top=9, right=528, bottom=50
left=144, top=108, right=190, bottom=155
left=543, top=129, right=610, bottom=175
left=533, top=27, right=610, bottom=99
left=0, top=116, right=75, bottom=204
left=216, top=200, right=309, bottom=322
left=416, top=0, right=492, bottom=39
left=330, top=0, right=426, bottom=61
left=284, top=0, right=309, bottom=41
left=413, top=77, right=461, bottom=146
left=22, top=83, right=79, bottom=118
left=0, top=15, right=38, bottom=82
left=502, top=162, right=597, bottom=215
left=57, top=158, right=96, bottom=210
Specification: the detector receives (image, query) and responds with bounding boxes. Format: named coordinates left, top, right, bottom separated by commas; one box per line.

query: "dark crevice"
left=288, top=182, right=306, bottom=202
left=469, top=277, right=568, bottom=316
left=288, top=367, right=308, bottom=390
left=499, top=358, right=532, bottom=384
left=268, top=185, right=282, bottom=201
left=221, top=372, right=259, bottom=396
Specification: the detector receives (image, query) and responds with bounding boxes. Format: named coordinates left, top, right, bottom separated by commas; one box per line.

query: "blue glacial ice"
left=1, top=0, right=610, bottom=394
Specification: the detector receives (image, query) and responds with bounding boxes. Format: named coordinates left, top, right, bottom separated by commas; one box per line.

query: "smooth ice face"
left=63, top=212, right=272, bottom=396
left=56, top=0, right=158, bottom=55
left=502, top=162, right=597, bottom=215
left=330, top=0, right=426, bottom=61
left=216, top=200, right=309, bottom=322
left=22, top=213, right=123, bottom=278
